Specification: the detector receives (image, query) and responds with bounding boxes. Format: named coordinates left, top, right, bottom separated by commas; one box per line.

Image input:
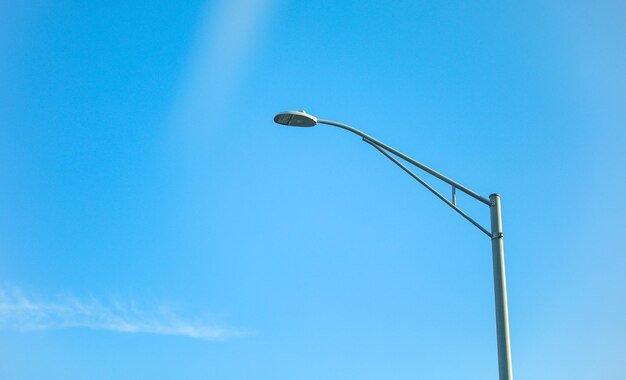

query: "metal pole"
left=489, top=193, right=513, bottom=380
left=276, top=111, right=516, bottom=378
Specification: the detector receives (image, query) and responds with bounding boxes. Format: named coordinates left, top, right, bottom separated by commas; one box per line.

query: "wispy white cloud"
left=0, top=287, right=245, bottom=340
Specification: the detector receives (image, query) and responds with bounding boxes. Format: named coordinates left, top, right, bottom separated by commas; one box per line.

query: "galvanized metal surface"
left=317, top=118, right=492, bottom=206
left=363, top=138, right=492, bottom=238
left=490, top=194, right=513, bottom=380
left=279, top=113, right=514, bottom=379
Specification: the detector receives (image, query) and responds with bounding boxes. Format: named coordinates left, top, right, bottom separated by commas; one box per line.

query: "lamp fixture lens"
left=273, top=111, right=317, bottom=127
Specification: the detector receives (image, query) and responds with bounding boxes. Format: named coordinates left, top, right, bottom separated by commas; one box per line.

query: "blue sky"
left=1, top=1, right=625, bottom=379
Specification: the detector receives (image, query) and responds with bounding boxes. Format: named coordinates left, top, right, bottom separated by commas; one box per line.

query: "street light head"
left=273, top=110, right=317, bottom=127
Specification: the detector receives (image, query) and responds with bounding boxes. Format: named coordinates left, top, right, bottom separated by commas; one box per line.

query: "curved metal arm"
left=317, top=118, right=491, bottom=206
left=316, top=118, right=492, bottom=237
left=363, top=138, right=492, bottom=237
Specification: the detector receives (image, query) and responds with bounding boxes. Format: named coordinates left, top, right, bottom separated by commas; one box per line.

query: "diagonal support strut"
left=362, top=137, right=492, bottom=238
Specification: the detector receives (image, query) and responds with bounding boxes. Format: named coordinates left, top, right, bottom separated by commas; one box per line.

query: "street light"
left=274, top=110, right=514, bottom=380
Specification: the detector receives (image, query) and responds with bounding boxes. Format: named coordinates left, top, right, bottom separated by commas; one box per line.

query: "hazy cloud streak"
left=0, top=287, right=244, bottom=340
left=167, top=0, right=274, bottom=135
